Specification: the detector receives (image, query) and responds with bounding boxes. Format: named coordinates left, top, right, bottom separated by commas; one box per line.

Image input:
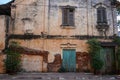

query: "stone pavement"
left=0, top=73, right=120, bottom=80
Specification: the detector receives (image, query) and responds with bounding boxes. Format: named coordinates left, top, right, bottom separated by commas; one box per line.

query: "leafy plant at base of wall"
left=4, top=41, right=21, bottom=74
left=113, top=37, right=120, bottom=72
left=87, top=39, right=104, bottom=74
left=58, top=66, right=66, bottom=73
left=4, top=49, right=21, bottom=74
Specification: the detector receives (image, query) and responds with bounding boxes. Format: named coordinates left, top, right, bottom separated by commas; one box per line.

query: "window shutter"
left=97, top=7, right=107, bottom=24
left=62, top=7, right=75, bottom=26
left=102, top=8, right=107, bottom=23
left=68, top=9, right=74, bottom=26
left=97, top=8, right=102, bottom=23
left=62, top=8, right=68, bottom=25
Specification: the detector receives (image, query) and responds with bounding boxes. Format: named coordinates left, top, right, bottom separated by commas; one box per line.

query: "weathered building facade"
left=0, top=0, right=118, bottom=73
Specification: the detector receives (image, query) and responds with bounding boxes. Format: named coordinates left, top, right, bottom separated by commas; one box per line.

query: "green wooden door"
left=100, top=47, right=115, bottom=74
left=62, top=49, right=76, bottom=72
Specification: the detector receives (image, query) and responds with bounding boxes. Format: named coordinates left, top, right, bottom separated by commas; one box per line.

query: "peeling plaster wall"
left=0, top=16, right=6, bottom=51
left=11, top=0, right=49, bottom=34
left=11, top=0, right=117, bottom=36
left=6, top=0, right=118, bottom=72
left=10, top=39, right=88, bottom=57
left=0, top=54, right=5, bottom=73
left=10, top=39, right=90, bottom=72
left=21, top=54, right=44, bottom=72
left=0, top=15, right=9, bottom=73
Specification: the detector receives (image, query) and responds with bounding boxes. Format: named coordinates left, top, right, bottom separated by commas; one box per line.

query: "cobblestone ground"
left=0, top=73, right=120, bottom=80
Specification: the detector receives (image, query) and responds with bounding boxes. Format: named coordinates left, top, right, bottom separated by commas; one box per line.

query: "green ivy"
left=4, top=42, right=21, bottom=74
left=87, top=39, right=104, bottom=72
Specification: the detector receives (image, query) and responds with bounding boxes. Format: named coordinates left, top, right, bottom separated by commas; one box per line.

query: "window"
left=62, top=7, right=75, bottom=26
left=97, top=6, right=107, bottom=24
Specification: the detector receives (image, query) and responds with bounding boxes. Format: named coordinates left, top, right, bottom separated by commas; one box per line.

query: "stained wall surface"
left=0, top=16, right=6, bottom=51
left=11, top=0, right=117, bottom=36
left=0, top=0, right=117, bottom=72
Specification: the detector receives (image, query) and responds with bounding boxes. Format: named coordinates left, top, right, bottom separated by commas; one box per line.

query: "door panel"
left=100, top=48, right=115, bottom=74
left=63, top=49, right=76, bottom=72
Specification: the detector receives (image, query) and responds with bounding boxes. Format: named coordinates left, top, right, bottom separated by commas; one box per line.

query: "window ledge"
left=60, top=25, right=76, bottom=29
left=96, top=24, right=109, bottom=30
left=60, top=25, right=75, bottom=29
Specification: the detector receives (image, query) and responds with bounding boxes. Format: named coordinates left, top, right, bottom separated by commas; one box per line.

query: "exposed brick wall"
left=0, top=54, right=5, bottom=73
left=48, top=54, right=62, bottom=72
left=0, top=16, right=6, bottom=51
left=76, top=52, right=90, bottom=72
left=48, top=52, right=91, bottom=72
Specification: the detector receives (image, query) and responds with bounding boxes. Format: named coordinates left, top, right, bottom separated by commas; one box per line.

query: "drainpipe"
left=111, top=5, right=115, bottom=35
left=41, top=0, right=46, bottom=72
left=4, top=16, right=10, bottom=50
left=111, top=4, right=118, bottom=73
left=47, top=0, right=51, bottom=50
left=43, top=0, right=46, bottom=33
left=86, top=0, right=89, bottom=36
left=41, top=0, right=46, bottom=51
left=3, top=2, right=15, bottom=51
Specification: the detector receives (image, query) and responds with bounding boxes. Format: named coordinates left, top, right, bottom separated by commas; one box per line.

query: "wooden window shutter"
left=97, top=7, right=107, bottom=24
left=68, top=9, right=74, bottom=26
left=62, top=7, right=75, bottom=26
left=62, top=8, right=68, bottom=25
left=97, top=8, right=102, bottom=23
left=102, top=8, right=107, bottom=23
